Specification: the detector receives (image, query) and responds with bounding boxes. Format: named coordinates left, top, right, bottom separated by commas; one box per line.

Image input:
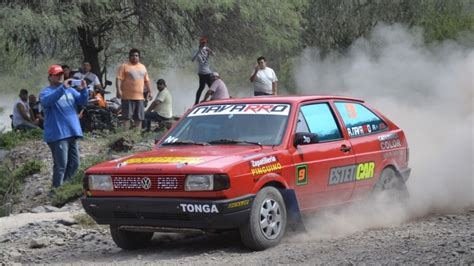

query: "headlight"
left=185, top=174, right=230, bottom=191
left=88, top=175, right=113, bottom=191
left=185, top=174, right=214, bottom=191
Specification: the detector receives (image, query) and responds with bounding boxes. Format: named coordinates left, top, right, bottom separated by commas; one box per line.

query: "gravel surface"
left=0, top=203, right=472, bottom=264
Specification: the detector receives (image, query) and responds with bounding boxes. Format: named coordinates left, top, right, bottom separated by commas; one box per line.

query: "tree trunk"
left=77, top=26, right=102, bottom=82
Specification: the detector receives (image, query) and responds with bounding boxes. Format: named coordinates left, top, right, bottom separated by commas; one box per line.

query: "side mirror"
left=294, top=132, right=319, bottom=146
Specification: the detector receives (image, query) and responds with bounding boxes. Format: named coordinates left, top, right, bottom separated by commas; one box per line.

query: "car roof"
left=197, top=95, right=365, bottom=106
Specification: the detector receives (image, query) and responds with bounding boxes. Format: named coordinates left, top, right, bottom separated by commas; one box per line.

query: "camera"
left=71, top=79, right=82, bottom=87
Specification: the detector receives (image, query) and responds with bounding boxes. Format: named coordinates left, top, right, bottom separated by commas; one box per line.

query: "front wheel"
left=240, top=187, right=287, bottom=250
left=110, top=225, right=153, bottom=250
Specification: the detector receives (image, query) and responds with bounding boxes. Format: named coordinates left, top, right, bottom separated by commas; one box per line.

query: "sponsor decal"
left=113, top=176, right=149, bottom=190
left=345, top=103, right=358, bottom=119
left=378, top=133, right=401, bottom=150
left=179, top=204, right=219, bottom=213
left=113, top=176, right=182, bottom=190
left=383, top=150, right=404, bottom=159
left=250, top=156, right=282, bottom=176
left=124, top=156, right=204, bottom=165
left=347, top=124, right=374, bottom=137
left=163, top=135, right=179, bottom=143
left=228, top=199, right=250, bottom=209
left=329, top=162, right=375, bottom=185
left=157, top=177, right=179, bottom=190
left=188, top=103, right=290, bottom=117
left=296, top=164, right=308, bottom=186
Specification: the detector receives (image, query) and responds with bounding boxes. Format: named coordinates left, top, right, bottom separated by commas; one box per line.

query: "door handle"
left=340, top=145, right=351, bottom=152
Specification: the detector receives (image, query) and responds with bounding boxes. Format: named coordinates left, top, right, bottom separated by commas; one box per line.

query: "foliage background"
left=0, top=0, right=472, bottom=102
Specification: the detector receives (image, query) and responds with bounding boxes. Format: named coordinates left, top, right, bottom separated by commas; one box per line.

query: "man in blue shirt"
left=39, top=65, right=89, bottom=189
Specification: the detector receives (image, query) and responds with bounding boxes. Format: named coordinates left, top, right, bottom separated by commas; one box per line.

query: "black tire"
left=110, top=225, right=153, bottom=250
left=374, top=167, right=409, bottom=201
left=240, top=186, right=287, bottom=250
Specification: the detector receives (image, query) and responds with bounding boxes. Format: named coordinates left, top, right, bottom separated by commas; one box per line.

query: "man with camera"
left=39, top=64, right=89, bottom=189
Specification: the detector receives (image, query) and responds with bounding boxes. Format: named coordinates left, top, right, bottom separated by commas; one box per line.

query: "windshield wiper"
left=208, top=139, right=262, bottom=147
left=161, top=140, right=209, bottom=146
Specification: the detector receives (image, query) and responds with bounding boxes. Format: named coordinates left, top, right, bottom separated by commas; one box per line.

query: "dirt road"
left=0, top=202, right=472, bottom=264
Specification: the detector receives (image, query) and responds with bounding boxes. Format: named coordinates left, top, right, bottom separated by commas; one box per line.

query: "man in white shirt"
left=144, top=79, right=172, bottom=131
left=12, top=89, right=39, bottom=130
left=249, top=56, right=278, bottom=96
left=201, top=72, right=230, bottom=102
left=73, top=61, right=101, bottom=91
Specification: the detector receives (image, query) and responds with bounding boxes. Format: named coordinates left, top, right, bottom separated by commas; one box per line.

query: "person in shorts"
left=116, top=48, right=153, bottom=130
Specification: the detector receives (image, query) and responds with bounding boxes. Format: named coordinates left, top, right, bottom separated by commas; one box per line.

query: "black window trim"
left=296, top=101, right=345, bottom=144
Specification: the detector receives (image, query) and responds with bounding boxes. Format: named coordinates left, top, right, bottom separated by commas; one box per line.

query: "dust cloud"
left=293, top=24, right=473, bottom=239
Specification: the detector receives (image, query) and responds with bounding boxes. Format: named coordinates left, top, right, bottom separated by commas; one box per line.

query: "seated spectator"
left=144, top=79, right=172, bottom=131
left=28, top=94, right=44, bottom=129
left=73, top=61, right=101, bottom=91
left=201, top=72, right=230, bottom=102
left=88, top=88, right=107, bottom=108
left=12, top=89, right=39, bottom=130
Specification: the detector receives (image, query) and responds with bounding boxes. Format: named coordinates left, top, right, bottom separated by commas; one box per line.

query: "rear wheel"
left=110, top=225, right=153, bottom=250
left=240, top=187, right=287, bottom=250
left=374, top=167, right=409, bottom=201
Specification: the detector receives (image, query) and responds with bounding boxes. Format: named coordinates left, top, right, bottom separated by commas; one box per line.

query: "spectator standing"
left=201, top=72, right=230, bottom=102
left=39, top=64, right=88, bottom=189
left=73, top=61, right=101, bottom=91
left=116, top=48, right=153, bottom=130
left=12, top=89, right=39, bottom=130
left=62, top=65, right=72, bottom=80
left=28, top=94, right=44, bottom=129
left=144, top=79, right=172, bottom=131
left=249, top=56, right=278, bottom=96
left=191, top=36, right=215, bottom=104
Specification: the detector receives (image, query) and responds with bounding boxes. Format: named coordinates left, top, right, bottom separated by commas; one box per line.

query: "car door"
left=333, top=101, right=390, bottom=199
left=290, top=102, right=356, bottom=210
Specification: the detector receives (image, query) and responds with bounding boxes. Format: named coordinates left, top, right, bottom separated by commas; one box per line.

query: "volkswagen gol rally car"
left=81, top=96, right=410, bottom=250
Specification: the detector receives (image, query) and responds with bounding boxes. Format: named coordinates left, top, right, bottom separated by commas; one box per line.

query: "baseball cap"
left=48, top=65, right=64, bottom=75
left=211, top=72, right=219, bottom=77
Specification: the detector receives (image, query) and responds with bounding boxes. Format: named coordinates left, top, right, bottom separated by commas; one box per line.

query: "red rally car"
left=81, top=95, right=410, bottom=250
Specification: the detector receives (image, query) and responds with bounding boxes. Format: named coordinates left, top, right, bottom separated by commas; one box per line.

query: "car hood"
left=86, top=145, right=273, bottom=175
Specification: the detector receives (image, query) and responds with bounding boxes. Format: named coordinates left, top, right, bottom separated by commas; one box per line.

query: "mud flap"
left=281, top=189, right=306, bottom=233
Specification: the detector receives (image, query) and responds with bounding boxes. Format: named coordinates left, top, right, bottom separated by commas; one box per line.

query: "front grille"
left=113, top=211, right=190, bottom=221
left=112, top=175, right=185, bottom=192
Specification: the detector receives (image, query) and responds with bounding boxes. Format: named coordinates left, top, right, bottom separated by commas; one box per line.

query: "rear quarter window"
left=335, top=102, right=387, bottom=137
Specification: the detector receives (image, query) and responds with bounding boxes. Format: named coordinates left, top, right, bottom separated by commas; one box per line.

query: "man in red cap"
left=191, top=36, right=215, bottom=104
left=39, top=64, right=89, bottom=190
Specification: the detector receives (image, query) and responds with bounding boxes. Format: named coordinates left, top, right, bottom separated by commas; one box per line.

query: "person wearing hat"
left=191, top=36, right=215, bottom=104
left=201, top=72, right=230, bottom=102
left=144, top=79, right=173, bottom=131
left=39, top=64, right=89, bottom=189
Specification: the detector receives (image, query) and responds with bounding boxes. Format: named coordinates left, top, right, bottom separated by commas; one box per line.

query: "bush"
left=51, top=155, right=107, bottom=207
left=0, top=128, right=43, bottom=149
left=0, top=160, right=42, bottom=216
left=51, top=183, right=83, bottom=207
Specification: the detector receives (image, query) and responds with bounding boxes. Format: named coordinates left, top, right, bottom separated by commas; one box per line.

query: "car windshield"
left=161, top=103, right=291, bottom=146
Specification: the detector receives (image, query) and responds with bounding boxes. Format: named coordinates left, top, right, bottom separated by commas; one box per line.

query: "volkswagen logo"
left=141, top=177, right=152, bottom=190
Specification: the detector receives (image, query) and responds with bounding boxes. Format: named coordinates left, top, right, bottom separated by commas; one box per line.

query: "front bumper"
left=81, top=194, right=254, bottom=230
